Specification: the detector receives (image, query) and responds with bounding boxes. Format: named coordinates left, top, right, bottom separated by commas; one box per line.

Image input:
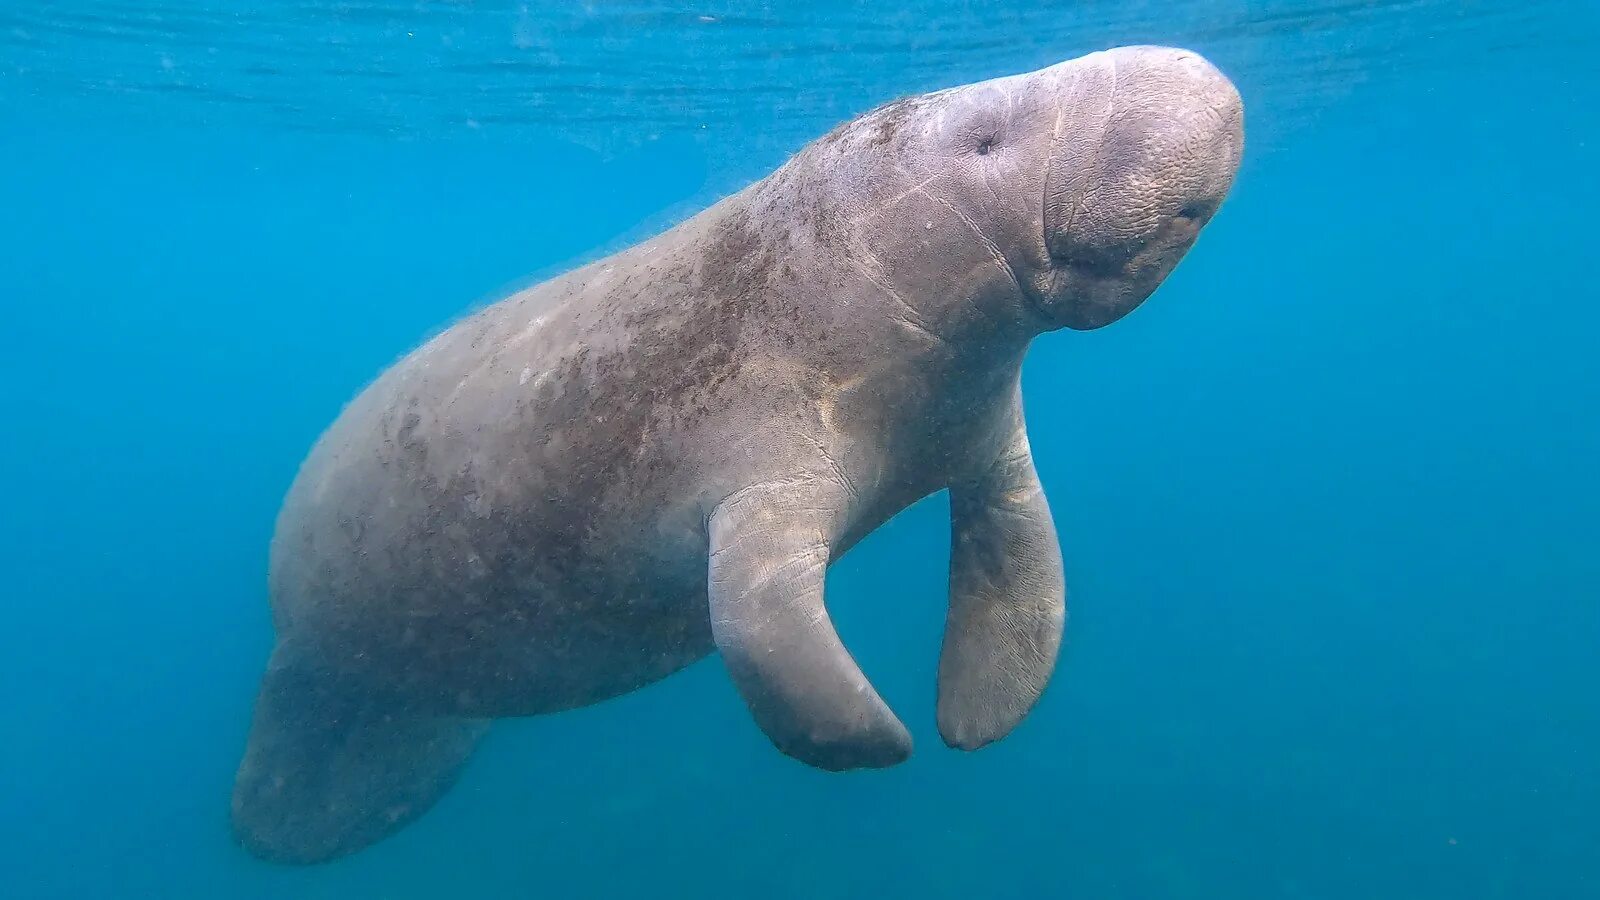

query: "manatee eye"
left=976, top=137, right=994, bottom=156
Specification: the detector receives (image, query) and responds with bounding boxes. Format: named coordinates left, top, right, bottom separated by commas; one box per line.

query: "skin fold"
left=232, top=45, right=1244, bottom=864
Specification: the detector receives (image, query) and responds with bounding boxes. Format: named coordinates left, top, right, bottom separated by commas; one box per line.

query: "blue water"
left=3, top=2, right=1597, bottom=897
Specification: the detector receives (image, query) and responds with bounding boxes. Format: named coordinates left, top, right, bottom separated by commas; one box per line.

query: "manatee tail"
left=231, top=646, right=488, bottom=864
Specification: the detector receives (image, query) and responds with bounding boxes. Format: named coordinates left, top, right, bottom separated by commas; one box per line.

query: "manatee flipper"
left=231, top=647, right=488, bottom=864
left=708, top=483, right=912, bottom=771
left=938, top=405, right=1066, bottom=750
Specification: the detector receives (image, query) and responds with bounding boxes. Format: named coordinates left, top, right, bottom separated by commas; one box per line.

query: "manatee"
left=232, top=45, right=1244, bottom=863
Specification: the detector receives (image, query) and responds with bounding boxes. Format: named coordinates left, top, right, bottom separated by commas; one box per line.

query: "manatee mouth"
left=1027, top=264, right=1142, bottom=331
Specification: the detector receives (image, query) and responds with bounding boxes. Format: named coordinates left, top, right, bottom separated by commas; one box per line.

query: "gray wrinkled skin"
left=233, top=45, right=1243, bottom=864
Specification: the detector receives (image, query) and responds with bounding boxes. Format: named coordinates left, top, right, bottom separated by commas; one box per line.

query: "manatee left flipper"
left=709, top=480, right=913, bottom=771
left=938, top=405, right=1066, bottom=750
left=231, top=647, right=488, bottom=864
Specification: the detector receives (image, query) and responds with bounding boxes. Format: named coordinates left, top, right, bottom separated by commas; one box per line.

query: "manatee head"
left=835, top=45, right=1244, bottom=335
left=1032, top=46, right=1245, bottom=329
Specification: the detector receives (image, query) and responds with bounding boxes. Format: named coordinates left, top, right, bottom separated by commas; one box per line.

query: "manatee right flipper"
left=708, top=481, right=913, bottom=771
left=231, top=647, right=488, bottom=864
left=937, top=401, right=1066, bottom=751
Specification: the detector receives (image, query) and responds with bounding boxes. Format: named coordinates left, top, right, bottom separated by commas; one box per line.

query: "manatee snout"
left=1040, top=46, right=1244, bottom=330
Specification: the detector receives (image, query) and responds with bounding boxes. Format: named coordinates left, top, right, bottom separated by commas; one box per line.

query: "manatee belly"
left=267, top=379, right=719, bottom=718
left=263, top=221, right=777, bottom=717
left=270, top=481, right=717, bottom=718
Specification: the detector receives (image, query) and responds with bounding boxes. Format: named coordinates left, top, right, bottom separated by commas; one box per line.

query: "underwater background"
left=2, top=1, right=1596, bottom=897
